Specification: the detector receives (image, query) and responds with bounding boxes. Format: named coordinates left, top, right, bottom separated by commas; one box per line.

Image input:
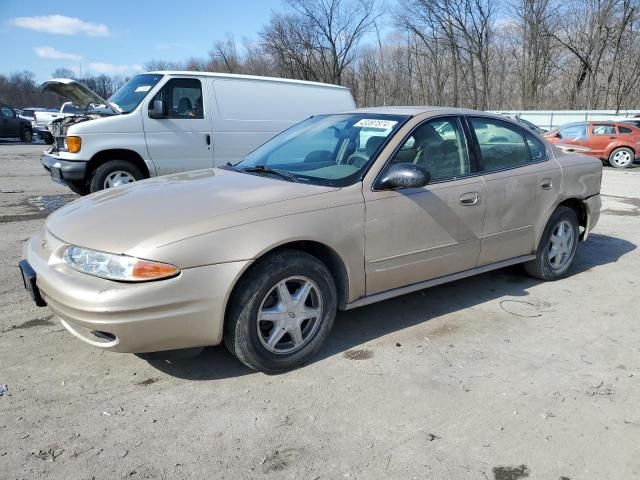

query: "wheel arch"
left=223, top=240, right=351, bottom=327
left=556, top=198, right=589, bottom=240
left=87, top=149, right=151, bottom=180
left=606, top=143, right=635, bottom=159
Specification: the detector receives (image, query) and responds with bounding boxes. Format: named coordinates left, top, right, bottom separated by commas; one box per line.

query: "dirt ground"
left=0, top=142, right=638, bottom=480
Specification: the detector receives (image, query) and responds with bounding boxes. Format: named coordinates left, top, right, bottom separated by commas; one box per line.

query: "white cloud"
left=34, top=46, right=82, bottom=61
left=11, top=15, right=110, bottom=37
left=88, top=63, right=144, bottom=75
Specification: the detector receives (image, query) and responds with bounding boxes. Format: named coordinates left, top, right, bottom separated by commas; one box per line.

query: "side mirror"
left=149, top=99, right=168, bottom=119
left=555, top=132, right=562, bottom=139
left=377, top=163, right=431, bottom=190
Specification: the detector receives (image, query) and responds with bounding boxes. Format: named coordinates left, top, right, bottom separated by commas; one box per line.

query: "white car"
left=39, top=72, right=356, bottom=195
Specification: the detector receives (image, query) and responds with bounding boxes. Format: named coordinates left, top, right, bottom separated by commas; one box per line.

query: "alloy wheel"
left=257, top=276, right=323, bottom=354
left=104, top=171, right=136, bottom=188
left=611, top=149, right=632, bottom=168
left=548, top=220, right=575, bottom=270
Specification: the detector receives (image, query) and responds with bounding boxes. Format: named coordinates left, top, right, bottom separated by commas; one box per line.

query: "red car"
left=545, top=121, right=639, bottom=168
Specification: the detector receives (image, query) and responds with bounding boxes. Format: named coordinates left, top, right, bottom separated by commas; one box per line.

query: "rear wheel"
left=608, top=147, right=634, bottom=169
left=89, top=160, right=144, bottom=193
left=20, top=126, right=32, bottom=143
left=224, top=250, right=337, bottom=373
left=524, top=206, right=579, bottom=281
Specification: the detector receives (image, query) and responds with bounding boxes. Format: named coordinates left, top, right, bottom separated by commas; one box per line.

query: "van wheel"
left=20, top=126, right=33, bottom=143
left=608, top=147, right=634, bottom=168
left=224, top=250, right=337, bottom=373
left=66, top=180, right=89, bottom=196
left=524, top=206, right=579, bottom=281
left=89, top=160, right=144, bottom=193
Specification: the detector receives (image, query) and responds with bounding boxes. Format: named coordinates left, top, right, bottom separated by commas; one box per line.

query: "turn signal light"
left=66, top=136, right=81, bottom=153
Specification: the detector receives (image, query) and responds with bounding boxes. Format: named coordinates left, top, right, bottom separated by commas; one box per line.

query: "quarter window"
left=524, top=131, right=548, bottom=161
left=389, top=117, right=470, bottom=182
left=151, top=78, right=204, bottom=119
left=469, top=117, right=531, bottom=172
left=619, top=125, right=633, bottom=134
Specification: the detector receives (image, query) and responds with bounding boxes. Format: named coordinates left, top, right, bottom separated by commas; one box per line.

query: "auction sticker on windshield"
left=353, top=119, right=398, bottom=129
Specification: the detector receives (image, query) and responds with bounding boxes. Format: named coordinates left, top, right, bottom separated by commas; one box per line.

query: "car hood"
left=40, top=78, right=107, bottom=110
left=46, top=168, right=339, bottom=258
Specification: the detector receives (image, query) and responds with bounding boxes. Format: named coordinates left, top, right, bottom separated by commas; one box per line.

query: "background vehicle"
left=545, top=121, right=640, bottom=168
left=21, top=108, right=602, bottom=372
left=0, top=103, right=33, bottom=142
left=39, top=72, right=356, bottom=195
left=33, top=102, right=82, bottom=144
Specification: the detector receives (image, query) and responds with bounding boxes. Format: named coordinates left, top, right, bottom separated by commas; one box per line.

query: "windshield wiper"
left=239, top=164, right=298, bottom=182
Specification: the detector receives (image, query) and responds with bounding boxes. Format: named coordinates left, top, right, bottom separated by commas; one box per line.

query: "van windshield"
left=232, top=114, right=409, bottom=187
left=107, top=74, right=164, bottom=114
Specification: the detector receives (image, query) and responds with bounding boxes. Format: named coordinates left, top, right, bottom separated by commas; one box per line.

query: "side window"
left=559, top=124, right=587, bottom=140
left=152, top=78, right=203, bottom=119
left=390, top=116, right=470, bottom=182
left=618, top=125, right=633, bottom=134
left=524, top=131, right=548, bottom=161
left=1, top=106, right=14, bottom=117
left=592, top=124, right=615, bottom=135
left=469, top=117, right=530, bottom=172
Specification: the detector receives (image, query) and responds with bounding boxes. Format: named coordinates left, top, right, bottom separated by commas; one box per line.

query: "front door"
left=466, top=116, right=561, bottom=265
left=0, top=106, right=19, bottom=137
left=364, top=116, right=485, bottom=295
left=142, top=77, right=213, bottom=175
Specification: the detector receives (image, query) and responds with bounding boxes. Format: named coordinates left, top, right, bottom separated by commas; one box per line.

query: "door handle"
left=540, top=178, right=553, bottom=190
left=206, top=134, right=211, bottom=145
left=459, top=192, right=479, bottom=206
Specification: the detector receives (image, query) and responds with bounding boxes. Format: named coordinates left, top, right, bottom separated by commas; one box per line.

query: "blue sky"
left=0, top=0, right=285, bottom=81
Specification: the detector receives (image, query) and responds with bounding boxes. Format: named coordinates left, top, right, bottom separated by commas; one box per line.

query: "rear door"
left=585, top=123, right=617, bottom=158
left=0, top=106, right=20, bottom=137
left=467, top=116, right=561, bottom=265
left=142, top=77, right=213, bottom=175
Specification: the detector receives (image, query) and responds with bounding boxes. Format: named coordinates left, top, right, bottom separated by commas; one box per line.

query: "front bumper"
left=22, top=228, right=249, bottom=353
left=583, top=193, right=602, bottom=240
left=41, top=152, right=87, bottom=183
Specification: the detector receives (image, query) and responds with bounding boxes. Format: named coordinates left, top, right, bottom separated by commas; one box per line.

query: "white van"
left=40, top=72, right=356, bottom=194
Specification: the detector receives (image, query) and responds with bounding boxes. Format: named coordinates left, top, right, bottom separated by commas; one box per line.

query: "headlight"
left=65, top=136, right=81, bottom=153
left=63, top=245, right=179, bottom=282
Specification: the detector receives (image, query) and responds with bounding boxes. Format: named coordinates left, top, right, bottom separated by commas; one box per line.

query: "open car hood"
left=40, top=78, right=107, bottom=110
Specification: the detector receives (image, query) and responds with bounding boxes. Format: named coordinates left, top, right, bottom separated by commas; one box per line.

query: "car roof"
left=341, top=106, right=506, bottom=118
left=146, top=71, right=350, bottom=90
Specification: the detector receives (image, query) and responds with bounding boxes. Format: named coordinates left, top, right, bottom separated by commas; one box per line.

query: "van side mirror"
left=377, top=163, right=431, bottom=190
left=149, top=99, right=168, bottom=119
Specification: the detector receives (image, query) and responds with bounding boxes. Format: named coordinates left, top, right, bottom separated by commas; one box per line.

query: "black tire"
left=43, top=132, right=54, bottom=145
left=66, top=180, right=90, bottom=196
left=608, top=147, right=634, bottom=169
left=224, top=250, right=337, bottom=373
left=89, top=160, right=144, bottom=193
left=20, top=126, right=32, bottom=143
left=524, top=206, right=579, bottom=281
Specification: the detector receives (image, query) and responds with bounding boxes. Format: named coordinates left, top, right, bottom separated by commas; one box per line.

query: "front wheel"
left=524, top=206, right=579, bottom=281
left=224, top=250, right=337, bottom=373
left=20, top=126, right=32, bottom=143
left=609, top=147, right=634, bottom=169
left=66, top=180, right=90, bottom=196
left=89, top=160, right=144, bottom=193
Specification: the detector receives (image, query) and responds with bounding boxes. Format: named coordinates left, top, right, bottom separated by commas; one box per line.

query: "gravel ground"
left=0, top=143, right=639, bottom=480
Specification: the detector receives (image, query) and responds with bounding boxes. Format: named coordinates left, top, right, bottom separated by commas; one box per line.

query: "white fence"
left=492, top=110, right=640, bottom=130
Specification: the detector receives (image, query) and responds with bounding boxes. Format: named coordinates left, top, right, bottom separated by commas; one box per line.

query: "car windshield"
left=233, top=113, right=409, bottom=187
left=106, top=73, right=164, bottom=114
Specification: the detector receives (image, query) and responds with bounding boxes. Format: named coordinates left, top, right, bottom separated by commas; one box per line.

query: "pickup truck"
left=0, top=103, right=33, bottom=142
left=33, top=102, right=82, bottom=144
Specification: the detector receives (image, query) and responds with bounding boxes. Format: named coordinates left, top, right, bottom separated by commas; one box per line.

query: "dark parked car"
left=0, top=103, right=33, bottom=142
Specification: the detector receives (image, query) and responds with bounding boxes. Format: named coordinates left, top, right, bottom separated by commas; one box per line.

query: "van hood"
left=40, top=78, right=107, bottom=110
left=46, top=168, right=339, bottom=261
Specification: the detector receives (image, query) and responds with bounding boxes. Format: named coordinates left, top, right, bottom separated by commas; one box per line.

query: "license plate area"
left=18, top=260, right=47, bottom=307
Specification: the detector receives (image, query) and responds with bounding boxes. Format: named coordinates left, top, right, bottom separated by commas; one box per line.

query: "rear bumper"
left=41, top=152, right=87, bottom=182
left=23, top=228, right=249, bottom=353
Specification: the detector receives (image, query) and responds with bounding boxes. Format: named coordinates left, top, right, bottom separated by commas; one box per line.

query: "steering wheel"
left=345, top=152, right=369, bottom=168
